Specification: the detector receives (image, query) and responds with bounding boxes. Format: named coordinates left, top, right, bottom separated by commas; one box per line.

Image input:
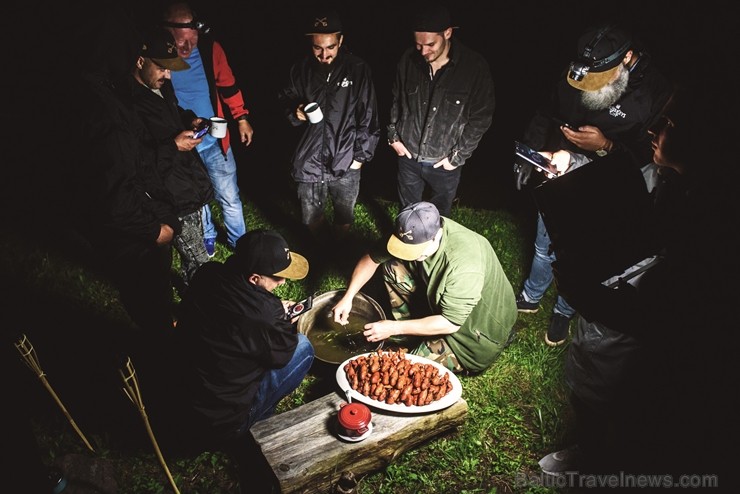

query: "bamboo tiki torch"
left=118, top=356, right=180, bottom=494
left=14, top=333, right=95, bottom=452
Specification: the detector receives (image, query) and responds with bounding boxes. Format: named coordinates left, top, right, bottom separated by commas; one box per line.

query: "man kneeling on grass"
left=332, top=202, right=517, bottom=374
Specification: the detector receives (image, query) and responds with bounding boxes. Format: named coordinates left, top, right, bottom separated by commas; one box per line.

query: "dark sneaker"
left=204, top=238, right=216, bottom=258
left=516, top=292, right=539, bottom=313
left=538, top=444, right=580, bottom=476
left=545, top=313, right=570, bottom=346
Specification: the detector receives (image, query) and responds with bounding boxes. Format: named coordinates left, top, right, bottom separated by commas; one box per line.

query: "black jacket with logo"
left=522, top=52, right=671, bottom=168
left=279, top=49, right=380, bottom=182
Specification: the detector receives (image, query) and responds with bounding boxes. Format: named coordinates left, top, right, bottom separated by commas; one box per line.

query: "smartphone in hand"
left=514, top=141, right=558, bottom=179
left=552, top=117, right=577, bottom=131
left=287, top=296, right=313, bottom=319
left=193, top=124, right=210, bottom=139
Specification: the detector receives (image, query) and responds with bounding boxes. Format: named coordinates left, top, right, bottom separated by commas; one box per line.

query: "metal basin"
left=298, top=290, right=386, bottom=364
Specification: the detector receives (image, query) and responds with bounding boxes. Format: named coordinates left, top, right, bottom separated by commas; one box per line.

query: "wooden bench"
left=249, top=391, right=468, bottom=494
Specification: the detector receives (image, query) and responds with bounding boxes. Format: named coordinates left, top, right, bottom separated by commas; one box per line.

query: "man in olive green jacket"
left=333, top=202, right=517, bottom=374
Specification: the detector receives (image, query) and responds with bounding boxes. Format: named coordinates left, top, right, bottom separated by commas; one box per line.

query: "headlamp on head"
left=568, top=61, right=590, bottom=82
left=161, top=19, right=211, bottom=34
left=567, top=25, right=631, bottom=83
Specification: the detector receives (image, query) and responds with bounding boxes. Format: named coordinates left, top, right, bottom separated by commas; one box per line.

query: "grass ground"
left=2, top=197, right=573, bottom=494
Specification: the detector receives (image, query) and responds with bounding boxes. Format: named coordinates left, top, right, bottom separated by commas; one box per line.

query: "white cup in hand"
left=304, top=102, right=323, bottom=124
left=209, top=117, right=227, bottom=138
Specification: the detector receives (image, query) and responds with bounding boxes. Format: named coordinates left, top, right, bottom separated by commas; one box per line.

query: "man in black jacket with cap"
left=128, top=27, right=214, bottom=286
left=279, top=9, right=380, bottom=240
left=74, top=21, right=183, bottom=333
left=513, top=23, right=671, bottom=347
left=176, top=229, right=314, bottom=448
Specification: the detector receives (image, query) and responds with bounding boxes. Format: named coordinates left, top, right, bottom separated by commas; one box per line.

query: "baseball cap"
left=386, top=202, right=443, bottom=261
left=305, top=10, right=343, bottom=35
left=411, top=3, right=458, bottom=32
left=140, top=27, right=190, bottom=71
left=567, top=25, right=632, bottom=92
left=233, top=230, right=308, bottom=280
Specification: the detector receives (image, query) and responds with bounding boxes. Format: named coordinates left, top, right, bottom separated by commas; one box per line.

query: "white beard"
left=581, top=65, right=630, bottom=111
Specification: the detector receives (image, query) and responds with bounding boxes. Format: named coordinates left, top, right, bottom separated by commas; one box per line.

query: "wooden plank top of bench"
left=250, top=391, right=468, bottom=494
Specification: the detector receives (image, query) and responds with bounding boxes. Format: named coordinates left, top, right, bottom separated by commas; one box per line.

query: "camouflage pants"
left=381, top=260, right=463, bottom=373
left=173, top=210, right=210, bottom=285
left=416, top=338, right=463, bottom=374
left=381, top=259, right=417, bottom=321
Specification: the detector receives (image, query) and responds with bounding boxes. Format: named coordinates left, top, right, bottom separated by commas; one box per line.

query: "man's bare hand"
left=390, top=140, right=412, bottom=159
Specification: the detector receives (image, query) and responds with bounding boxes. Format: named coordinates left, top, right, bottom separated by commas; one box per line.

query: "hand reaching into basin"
left=331, top=296, right=353, bottom=326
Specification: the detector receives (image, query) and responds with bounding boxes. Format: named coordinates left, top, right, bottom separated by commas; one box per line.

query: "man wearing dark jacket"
left=176, top=229, right=314, bottom=448
left=128, top=28, right=214, bottom=285
left=513, top=24, right=671, bottom=347
left=388, top=3, right=495, bottom=217
left=279, top=10, right=380, bottom=238
left=74, top=20, right=181, bottom=333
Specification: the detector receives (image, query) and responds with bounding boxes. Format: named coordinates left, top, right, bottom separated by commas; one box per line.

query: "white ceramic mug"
left=304, top=102, right=323, bottom=124
left=209, top=117, right=228, bottom=138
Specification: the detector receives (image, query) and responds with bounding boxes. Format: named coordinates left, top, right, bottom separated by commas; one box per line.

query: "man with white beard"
left=513, top=24, right=671, bottom=347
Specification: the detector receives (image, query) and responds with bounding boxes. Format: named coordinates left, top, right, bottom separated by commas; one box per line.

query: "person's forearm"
left=394, top=314, right=459, bottom=337
left=344, top=254, right=379, bottom=298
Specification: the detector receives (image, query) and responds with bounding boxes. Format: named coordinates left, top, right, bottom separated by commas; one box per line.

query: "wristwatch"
left=595, top=139, right=612, bottom=157
left=235, top=114, right=249, bottom=122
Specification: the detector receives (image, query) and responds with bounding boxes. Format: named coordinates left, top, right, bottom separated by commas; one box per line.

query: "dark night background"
left=1, top=0, right=735, bottom=488
left=8, top=0, right=734, bottom=220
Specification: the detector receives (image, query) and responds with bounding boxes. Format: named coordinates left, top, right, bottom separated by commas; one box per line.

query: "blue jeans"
left=521, top=213, right=575, bottom=317
left=397, top=155, right=462, bottom=217
left=237, top=334, right=314, bottom=433
left=197, top=143, right=247, bottom=249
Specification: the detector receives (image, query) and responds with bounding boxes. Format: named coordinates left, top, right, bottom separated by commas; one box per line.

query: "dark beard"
left=581, top=65, right=630, bottom=111
left=312, top=51, right=339, bottom=78
left=316, top=61, right=332, bottom=78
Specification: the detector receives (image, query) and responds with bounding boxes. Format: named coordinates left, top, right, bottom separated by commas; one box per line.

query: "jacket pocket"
left=442, top=91, right=468, bottom=122
left=474, top=329, right=501, bottom=346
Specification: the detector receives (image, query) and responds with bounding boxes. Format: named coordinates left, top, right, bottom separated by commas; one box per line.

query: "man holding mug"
left=162, top=1, right=254, bottom=256
left=278, top=9, right=380, bottom=240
